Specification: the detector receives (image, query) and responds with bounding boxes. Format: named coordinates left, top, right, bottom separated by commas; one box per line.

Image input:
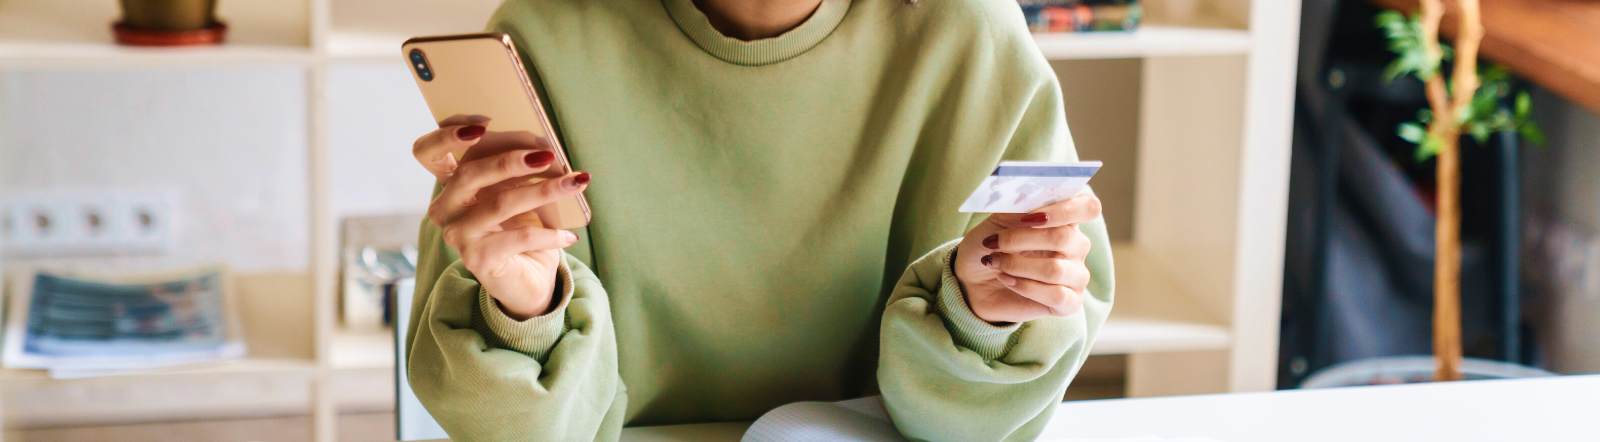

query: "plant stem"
left=1421, top=0, right=1485, bottom=383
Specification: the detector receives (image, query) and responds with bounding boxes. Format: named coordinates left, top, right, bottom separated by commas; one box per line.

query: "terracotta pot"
left=119, top=0, right=217, bottom=32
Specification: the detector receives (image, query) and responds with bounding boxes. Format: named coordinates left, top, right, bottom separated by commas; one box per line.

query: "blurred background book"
left=1020, top=0, right=1142, bottom=33
left=3, top=266, right=246, bottom=379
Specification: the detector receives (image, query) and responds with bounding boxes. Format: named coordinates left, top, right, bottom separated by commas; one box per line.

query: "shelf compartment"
left=329, top=329, right=395, bottom=370
left=1033, top=26, right=1251, bottom=60
left=1, top=358, right=318, bottom=427
left=1091, top=243, right=1234, bottom=355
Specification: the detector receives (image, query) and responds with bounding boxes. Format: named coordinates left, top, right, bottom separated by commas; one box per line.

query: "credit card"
left=958, top=161, right=1101, bottom=213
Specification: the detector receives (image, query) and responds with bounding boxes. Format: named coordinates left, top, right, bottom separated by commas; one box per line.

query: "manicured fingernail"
left=997, top=273, right=1017, bottom=286
left=524, top=151, right=554, bottom=168
left=563, top=172, right=590, bottom=190
left=562, top=230, right=578, bottom=245
left=457, top=125, right=486, bottom=141
left=1021, top=212, right=1049, bottom=226
left=981, top=255, right=996, bottom=268
left=983, top=234, right=999, bottom=249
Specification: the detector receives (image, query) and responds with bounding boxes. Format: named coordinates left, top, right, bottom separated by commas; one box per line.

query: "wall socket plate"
left=2, top=189, right=177, bottom=257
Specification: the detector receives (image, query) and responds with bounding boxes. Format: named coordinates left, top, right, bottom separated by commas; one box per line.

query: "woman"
left=406, top=0, right=1114, bottom=440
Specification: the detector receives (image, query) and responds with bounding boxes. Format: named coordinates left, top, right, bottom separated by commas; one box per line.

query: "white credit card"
left=958, top=161, right=1101, bottom=213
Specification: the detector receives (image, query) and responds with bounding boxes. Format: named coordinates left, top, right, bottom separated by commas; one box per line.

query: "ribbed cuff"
left=936, top=242, right=1022, bottom=361
left=477, top=260, right=575, bottom=361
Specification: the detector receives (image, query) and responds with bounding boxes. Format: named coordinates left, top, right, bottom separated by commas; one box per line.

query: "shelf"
left=1090, top=243, right=1234, bottom=355
left=0, top=0, right=311, bottom=68
left=329, top=328, right=395, bottom=370
left=0, top=357, right=318, bottom=382
left=1032, top=26, right=1252, bottom=60
left=0, top=1, right=1248, bottom=66
left=1, top=358, right=319, bottom=427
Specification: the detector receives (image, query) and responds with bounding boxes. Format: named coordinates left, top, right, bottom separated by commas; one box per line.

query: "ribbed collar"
left=662, top=0, right=850, bottom=66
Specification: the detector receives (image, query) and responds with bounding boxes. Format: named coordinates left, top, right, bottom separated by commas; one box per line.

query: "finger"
left=1009, top=193, right=1103, bottom=229
left=457, top=172, right=591, bottom=231
left=982, top=225, right=1085, bottom=254
left=432, top=149, right=558, bottom=220
left=997, top=275, right=1082, bottom=317
left=460, top=227, right=579, bottom=278
left=438, top=114, right=491, bottom=128
left=413, top=123, right=490, bottom=180
left=985, top=253, right=1088, bottom=287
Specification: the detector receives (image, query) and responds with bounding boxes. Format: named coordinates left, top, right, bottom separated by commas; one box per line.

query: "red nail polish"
left=563, top=172, right=591, bottom=190
left=983, top=234, right=999, bottom=249
left=981, top=255, right=995, bottom=267
left=1020, top=212, right=1049, bottom=226
left=457, top=125, right=486, bottom=140
left=524, top=151, right=555, bottom=168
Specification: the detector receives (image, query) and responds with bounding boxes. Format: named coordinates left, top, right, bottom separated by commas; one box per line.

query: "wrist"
left=484, top=280, right=559, bottom=321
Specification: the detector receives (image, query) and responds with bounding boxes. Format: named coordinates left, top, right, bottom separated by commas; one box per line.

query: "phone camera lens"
left=409, top=49, right=433, bottom=82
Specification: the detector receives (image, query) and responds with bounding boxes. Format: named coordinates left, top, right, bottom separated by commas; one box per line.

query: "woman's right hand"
left=413, top=117, right=590, bottom=320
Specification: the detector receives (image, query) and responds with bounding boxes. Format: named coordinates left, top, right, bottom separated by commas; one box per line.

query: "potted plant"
left=1305, top=0, right=1551, bottom=387
left=113, top=0, right=227, bottom=46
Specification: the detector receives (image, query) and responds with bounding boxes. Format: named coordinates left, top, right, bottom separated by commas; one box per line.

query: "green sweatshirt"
left=406, top=0, right=1115, bottom=440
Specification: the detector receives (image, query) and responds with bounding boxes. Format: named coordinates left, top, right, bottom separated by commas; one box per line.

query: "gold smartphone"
left=402, top=32, right=591, bottom=230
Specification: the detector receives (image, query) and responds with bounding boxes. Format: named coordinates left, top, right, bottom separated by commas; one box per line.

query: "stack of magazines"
left=1019, top=0, right=1142, bottom=33
left=2, top=266, right=246, bottom=378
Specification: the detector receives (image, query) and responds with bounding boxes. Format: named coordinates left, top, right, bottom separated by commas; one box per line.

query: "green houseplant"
left=1376, top=0, right=1544, bottom=382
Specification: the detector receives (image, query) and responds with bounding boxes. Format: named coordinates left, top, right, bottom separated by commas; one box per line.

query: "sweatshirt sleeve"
left=876, top=16, right=1116, bottom=440
left=405, top=214, right=627, bottom=442
left=878, top=216, right=1113, bottom=442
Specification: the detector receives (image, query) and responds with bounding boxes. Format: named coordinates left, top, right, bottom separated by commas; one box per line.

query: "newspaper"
left=2, top=266, right=246, bottom=378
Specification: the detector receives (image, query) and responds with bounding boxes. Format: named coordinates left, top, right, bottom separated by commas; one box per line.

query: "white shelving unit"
left=0, top=0, right=1301, bottom=440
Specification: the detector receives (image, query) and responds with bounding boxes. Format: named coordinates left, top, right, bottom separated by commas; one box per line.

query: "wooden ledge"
left=1365, top=0, right=1600, bottom=114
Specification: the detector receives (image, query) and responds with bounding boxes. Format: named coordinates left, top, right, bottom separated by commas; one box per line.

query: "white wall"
left=1522, top=87, right=1600, bottom=375
left=0, top=64, right=438, bottom=274
left=327, top=63, right=437, bottom=222
left=2, top=67, right=309, bottom=272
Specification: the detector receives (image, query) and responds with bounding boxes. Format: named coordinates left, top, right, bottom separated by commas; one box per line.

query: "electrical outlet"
left=2, top=189, right=176, bottom=257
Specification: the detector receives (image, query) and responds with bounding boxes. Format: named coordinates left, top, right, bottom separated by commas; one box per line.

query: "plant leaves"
left=1467, top=90, right=1498, bottom=123
left=1416, top=134, right=1443, bottom=162
left=1516, top=91, right=1531, bottom=120
left=1519, top=122, right=1547, bottom=147
left=1398, top=122, right=1427, bottom=143
left=1469, top=122, right=1492, bottom=145
left=1376, top=10, right=1444, bottom=81
left=1481, top=64, right=1510, bottom=83
left=1375, top=10, right=1404, bottom=27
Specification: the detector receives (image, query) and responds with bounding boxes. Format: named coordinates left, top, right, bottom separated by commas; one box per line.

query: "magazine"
left=2, top=266, right=246, bottom=377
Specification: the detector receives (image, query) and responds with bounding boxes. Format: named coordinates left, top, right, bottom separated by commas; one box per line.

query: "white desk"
left=1035, top=375, right=1598, bottom=441
left=618, top=375, right=1599, bottom=441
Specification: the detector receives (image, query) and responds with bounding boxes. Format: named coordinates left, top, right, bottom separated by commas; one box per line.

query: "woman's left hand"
left=953, top=193, right=1101, bottom=325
